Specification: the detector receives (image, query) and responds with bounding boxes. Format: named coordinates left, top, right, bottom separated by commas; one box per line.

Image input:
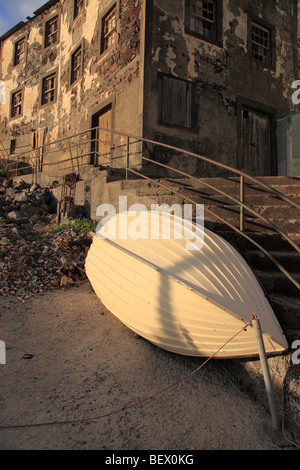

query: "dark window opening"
left=190, top=0, right=216, bottom=40
left=14, top=37, right=26, bottom=66
left=101, top=5, right=117, bottom=54
left=71, top=45, right=82, bottom=84
left=42, top=73, right=56, bottom=105
left=251, top=21, right=271, bottom=65
left=74, top=0, right=84, bottom=18
left=11, top=90, right=23, bottom=118
left=185, top=0, right=222, bottom=45
left=45, top=15, right=59, bottom=48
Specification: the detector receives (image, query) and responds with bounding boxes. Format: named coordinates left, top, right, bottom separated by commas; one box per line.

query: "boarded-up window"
left=161, top=75, right=193, bottom=128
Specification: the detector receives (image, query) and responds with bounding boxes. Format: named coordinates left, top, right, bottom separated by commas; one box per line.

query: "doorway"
left=91, top=103, right=113, bottom=166
left=237, top=97, right=277, bottom=176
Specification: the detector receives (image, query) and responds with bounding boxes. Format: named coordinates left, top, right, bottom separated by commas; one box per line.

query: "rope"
left=0, top=321, right=252, bottom=430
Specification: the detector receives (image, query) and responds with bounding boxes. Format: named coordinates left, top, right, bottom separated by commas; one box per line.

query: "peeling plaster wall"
left=142, top=0, right=298, bottom=177
left=0, top=0, right=143, bottom=175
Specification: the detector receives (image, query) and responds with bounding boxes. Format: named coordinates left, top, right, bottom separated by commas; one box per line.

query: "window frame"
left=248, top=14, right=276, bottom=70
left=185, top=0, right=223, bottom=47
left=10, top=87, right=24, bottom=120
left=43, top=12, right=60, bottom=49
left=70, top=41, right=83, bottom=85
left=99, top=2, right=119, bottom=56
left=74, top=0, right=84, bottom=20
left=13, top=35, right=27, bottom=67
left=40, top=68, right=58, bottom=108
left=158, top=73, right=196, bottom=130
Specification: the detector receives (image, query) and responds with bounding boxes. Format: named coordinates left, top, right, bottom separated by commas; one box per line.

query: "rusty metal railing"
left=3, top=126, right=300, bottom=291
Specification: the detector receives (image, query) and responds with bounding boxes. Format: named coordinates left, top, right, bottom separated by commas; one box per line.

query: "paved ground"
left=0, top=282, right=297, bottom=450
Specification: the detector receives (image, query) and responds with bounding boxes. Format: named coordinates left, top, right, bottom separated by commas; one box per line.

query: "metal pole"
left=252, top=315, right=281, bottom=430
left=240, top=175, right=244, bottom=232
left=126, top=136, right=130, bottom=180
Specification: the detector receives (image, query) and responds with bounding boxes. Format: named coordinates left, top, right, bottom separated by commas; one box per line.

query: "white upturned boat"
left=85, top=211, right=288, bottom=359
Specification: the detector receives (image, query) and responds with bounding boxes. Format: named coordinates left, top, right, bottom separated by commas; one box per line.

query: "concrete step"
left=203, top=204, right=299, bottom=220
left=216, top=231, right=300, bottom=252
left=204, top=216, right=300, bottom=233
left=168, top=176, right=300, bottom=196
left=254, top=270, right=300, bottom=297
left=268, top=294, right=300, bottom=336
left=177, top=192, right=300, bottom=207
left=243, top=250, right=300, bottom=273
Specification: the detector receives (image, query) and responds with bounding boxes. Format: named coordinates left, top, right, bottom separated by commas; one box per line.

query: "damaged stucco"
left=142, top=0, right=298, bottom=176
left=0, top=0, right=298, bottom=178
left=0, top=0, right=144, bottom=172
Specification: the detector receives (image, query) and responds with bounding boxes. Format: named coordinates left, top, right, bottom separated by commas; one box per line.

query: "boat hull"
left=85, top=213, right=288, bottom=359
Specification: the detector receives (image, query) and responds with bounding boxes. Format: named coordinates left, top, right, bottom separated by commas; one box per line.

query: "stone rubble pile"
left=0, top=177, right=93, bottom=299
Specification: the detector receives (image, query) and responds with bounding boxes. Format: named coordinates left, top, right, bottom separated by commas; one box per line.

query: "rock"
left=60, top=275, right=68, bottom=287
left=20, top=204, right=43, bottom=217
left=14, top=192, right=28, bottom=203
left=30, top=183, right=40, bottom=192
left=0, top=177, right=93, bottom=299
left=7, top=210, right=25, bottom=219
left=11, top=226, right=19, bottom=236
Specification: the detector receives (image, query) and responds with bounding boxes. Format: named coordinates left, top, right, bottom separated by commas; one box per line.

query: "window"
left=101, top=5, right=117, bottom=54
left=11, top=89, right=23, bottom=119
left=251, top=21, right=271, bottom=64
left=14, top=37, right=26, bottom=66
left=185, top=0, right=222, bottom=45
left=74, top=0, right=84, bottom=19
left=44, top=15, right=59, bottom=48
left=159, top=74, right=194, bottom=128
left=41, top=72, right=57, bottom=105
left=248, top=16, right=275, bottom=68
left=71, top=45, right=82, bottom=84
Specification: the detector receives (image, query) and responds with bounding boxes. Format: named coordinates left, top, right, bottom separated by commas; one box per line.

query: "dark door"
left=91, top=104, right=112, bottom=166
left=242, top=108, right=271, bottom=176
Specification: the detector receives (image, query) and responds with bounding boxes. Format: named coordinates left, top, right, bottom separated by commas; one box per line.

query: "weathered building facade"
left=142, top=0, right=299, bottom=177
left=0, top=0, right=299, bottom=178
left=0, top=0, right=144, bottom=173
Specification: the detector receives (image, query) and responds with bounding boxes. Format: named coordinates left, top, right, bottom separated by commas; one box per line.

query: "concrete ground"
left=0, top=282, right=298, bottom=450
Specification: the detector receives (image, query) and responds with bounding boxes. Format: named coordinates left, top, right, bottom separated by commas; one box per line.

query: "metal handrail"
left=4, top=126, right=300, bottom=291
left=5, top=125, right=300, bottom=209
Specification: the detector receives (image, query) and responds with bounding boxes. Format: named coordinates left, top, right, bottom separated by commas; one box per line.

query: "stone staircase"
left=171, top=176, right=300, bottom=343
left=118, top=174, right=300, bottom=344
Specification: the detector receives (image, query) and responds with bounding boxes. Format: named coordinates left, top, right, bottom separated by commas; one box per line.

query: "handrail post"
left=126, top=136, right=130, bottom=180
left=240, top=174, right=244, bottom=232
left=252, top=315, right=281, bottom=430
